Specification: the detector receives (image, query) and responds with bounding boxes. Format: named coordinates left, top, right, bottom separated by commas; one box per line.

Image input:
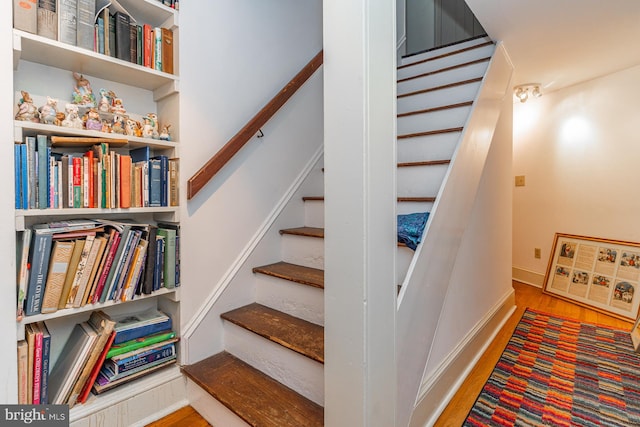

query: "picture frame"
left=543, top=233, right=640, bottom=322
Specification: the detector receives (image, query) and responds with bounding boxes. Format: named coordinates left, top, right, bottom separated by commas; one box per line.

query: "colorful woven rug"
left=464, top=309, right=640, bottom=427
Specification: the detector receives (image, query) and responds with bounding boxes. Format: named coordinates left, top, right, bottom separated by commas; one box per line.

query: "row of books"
left=17, top=219, right=180, bottom=318
left=13, top=0, right=175, bottom=74
left=14, top=136, right=179, bottom=210
left=17, top=309, right=176, bottom=406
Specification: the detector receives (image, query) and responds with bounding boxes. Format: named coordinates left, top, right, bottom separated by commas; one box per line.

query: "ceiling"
left=466, top=0, right=640, bottom=93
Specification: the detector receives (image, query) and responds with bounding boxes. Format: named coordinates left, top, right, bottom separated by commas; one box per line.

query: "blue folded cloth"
left=397, top=212, right=430, bottom=250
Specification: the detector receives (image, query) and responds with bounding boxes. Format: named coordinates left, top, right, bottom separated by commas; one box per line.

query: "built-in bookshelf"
left=12, top=0, right=181, bottom=420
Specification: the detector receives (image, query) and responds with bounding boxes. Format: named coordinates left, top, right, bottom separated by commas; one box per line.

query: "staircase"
left=182, top=36, right=496, bottom=427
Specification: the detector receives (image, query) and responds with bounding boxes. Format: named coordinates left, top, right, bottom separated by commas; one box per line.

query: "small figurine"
left=142, top=113, right=159, bottom=139
left=15, top=90, right=40, bottom=122
left=84, top=108, right=102, bottom=131
left=38, top=96, right=58, bottom=125
left=111, top=98, right=126, bottom=115
left=54, top=112, right=66, bottom=126
left=61, top=103, right=83, bottom=129
left=159, top=124, right=171, bottom=141
left=133, top=120, right=144, bottom=138
left=98, top=89, right=111, bottom=113
left=112, top=114, right=126, bottom=134
left=101, top=120, right=112, bottom=133
left=72, top=72, right=96, bottom=108
left=125, top=118, right=137, bottom=137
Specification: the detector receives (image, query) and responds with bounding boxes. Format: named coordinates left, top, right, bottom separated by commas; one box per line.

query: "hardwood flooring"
left=433, top=280, right=632, bottom=427
left=149, top=281, right=632, bottom=427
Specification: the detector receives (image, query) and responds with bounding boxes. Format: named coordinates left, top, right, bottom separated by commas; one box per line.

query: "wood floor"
left=148, top=281, right=632, bottom=427
left=433, top=280, right=632, bottom=427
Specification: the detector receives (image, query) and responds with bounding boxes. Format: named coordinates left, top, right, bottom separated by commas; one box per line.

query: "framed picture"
left=543, top=233, right=640, bottom=321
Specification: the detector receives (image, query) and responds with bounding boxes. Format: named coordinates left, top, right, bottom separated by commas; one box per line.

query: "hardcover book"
left=106, top=330, right=176, bottom=359
left=57, top=0, right=77, bottom=46
left=48, top=322, right=98, bottom=404
left=36, top=322, right=51, bottom=404
left=17, top=340, right=29, bottom=404
left=57, top=237, right=85, bottom=310
left=40, top=240, right=75, bottom=314
left=76, top=0, right=95, bottom=50
left=114, top=11, right=131, bottom=62
left=104, top=340, right=176, bottom=375
left=25, top=231, right=53, bottom=316
left=111, top=308, right=171, bottom=345
left=161, top=28, right=173, bottom=74
left=37, top=0, right=57, bottom=40
left=157, top=227, right=176, bottom=289
left=14, top=0, right=38, bottom=34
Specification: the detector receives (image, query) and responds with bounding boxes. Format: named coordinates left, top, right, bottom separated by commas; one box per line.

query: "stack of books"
left=17, top=219, right=180, bottom=318
left=93, top=308, right=177, bottom=394
left=17, top=322, right=52, bottom=404
left=12, top=0, right=176, bottom=74
left=14, top=137, right=179, bottom=211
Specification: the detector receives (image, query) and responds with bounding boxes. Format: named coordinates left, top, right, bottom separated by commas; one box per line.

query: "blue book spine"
left=113, top=318, right=172, bottom=345
left=14, top=145, right=20, bottom=209
left=149, top=159, right=162, bottom=207
left=108, top=342, right=175, bottom=374
left=152, top=156, right=168, bottom=206
left=20, top=144, right=28, bottom=209
left=37, top=135, right=49, bottom=209
left=174, top=235, right=180, bottom=287
left=97, top=17, right=105, bottom=54
left=25, top=232, right=53, bottom=316
left=40, top=328, right=51, bottom=404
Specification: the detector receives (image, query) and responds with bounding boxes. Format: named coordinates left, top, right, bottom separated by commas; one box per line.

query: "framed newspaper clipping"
left=543, top=233, right=640, bottom=321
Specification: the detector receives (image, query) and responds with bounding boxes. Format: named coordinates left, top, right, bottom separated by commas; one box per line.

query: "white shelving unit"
left=12, top=1, right=183, bottom=422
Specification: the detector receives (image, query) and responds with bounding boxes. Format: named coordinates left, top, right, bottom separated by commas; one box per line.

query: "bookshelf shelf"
left=15, top=121, right=179, bottom=149
left=13, top=30, right=178, bottom=93
left=16, top=288, right=180, bottom=341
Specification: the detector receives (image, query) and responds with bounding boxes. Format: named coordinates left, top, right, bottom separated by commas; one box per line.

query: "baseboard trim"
left=409, top=288, right=516, bottom=427
left=512, top=266, right=544, bottom=288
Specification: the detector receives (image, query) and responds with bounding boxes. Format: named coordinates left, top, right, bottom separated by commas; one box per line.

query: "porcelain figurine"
left=85, top=108, right=102, bottom=131
left=61, top=103, right=83, bottom=129
left=98, top=89, right=111, bottom=113
left=38, top=96, right=58, bottom=125
left=159, top=124, right=171, bottom=141
left=101, top=120, right=112, bottom=133
left=72, top=72, right=97, bottom=108
left=54, top=112, right=66, bottom=126
left=112, top=114, right=126, bottom=134
left=142, top=113, right=159, bottom=139
left=111, top=98, right=126, bottom=115
left=124, top=118, right=137, bottom=136
left=15, top=91, right=40, bottom=122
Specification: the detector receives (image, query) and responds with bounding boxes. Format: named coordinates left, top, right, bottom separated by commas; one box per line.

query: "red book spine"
left=92, top=232, right=122, bottom=303
left=143, top=24, right=152, bottom=68
left=77, top=331, right=116, bottom=404
left=32, top=330, right=43, bottom=404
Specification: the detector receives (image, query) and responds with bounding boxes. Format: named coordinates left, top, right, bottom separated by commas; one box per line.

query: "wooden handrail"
left=187, top=50, right=324, bottom=200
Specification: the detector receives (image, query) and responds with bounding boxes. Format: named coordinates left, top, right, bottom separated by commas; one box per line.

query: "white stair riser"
left=400, top=36, right=491, bottom=66
left=397, top=164, right=448, bottom=197
left=397, top=132, right=460, bottom=163
left=397, top=44, right=494, bottom=80
left=223, top=322, right=325, bottom=406
left=186, top=379, right=251, bottom=427
left=397, top=61, right=488, bottom=95
left=397, top=201, right=434, bottom=215
left=397, top=81, right=481, bottom=115
left=255, top=274, right=324, bottom=326
left=281, top=234, right=324, bottom=269
left=304, top=200, right=324, bottom=228
left=397, top=245, right=415, bottom=284
left=397, top=106, right=471, bottom=135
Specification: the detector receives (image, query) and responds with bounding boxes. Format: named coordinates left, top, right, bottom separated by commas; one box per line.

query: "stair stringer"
left=395, top=43, right=513, bottom=427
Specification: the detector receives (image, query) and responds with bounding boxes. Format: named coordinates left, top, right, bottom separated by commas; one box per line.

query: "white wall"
left=178, top=1, right=323, bottom=362
left=512, top=65, right=640, bottom=285
left=0, top=0, right=17, bottom=404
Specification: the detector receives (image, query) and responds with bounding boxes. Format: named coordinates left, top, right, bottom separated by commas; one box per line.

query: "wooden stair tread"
left=398, top=40, right=493, bottom=70
left=221, top=303, right=324, bottom=363
left=182, top=352, right=323, bottom=427
left=397, top=57, right=490, bottom=83
left=280, top=226, right=324, bottom=238
left=303, top=196, right=437, bottom=202
left=397, top=101, right=473, bottom=118
left=397, top=127, right=463, bottom=140
left=397, top=159, right=451, bottom=167
left=253, top=261, right=324, bottom=289
left=398, top=77, right=483, bottom=99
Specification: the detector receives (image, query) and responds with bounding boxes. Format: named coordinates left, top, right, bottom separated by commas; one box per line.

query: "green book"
left=106, top=330, right=176, bottom=359
left=157, top=228, right=176, bottom=288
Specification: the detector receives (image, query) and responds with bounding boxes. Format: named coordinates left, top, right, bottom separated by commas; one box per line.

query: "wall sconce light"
left=513, top=83, right=542, bottom=103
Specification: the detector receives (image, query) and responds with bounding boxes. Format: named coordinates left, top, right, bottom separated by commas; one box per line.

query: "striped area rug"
left=464, top=309, right=640, bottom=426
